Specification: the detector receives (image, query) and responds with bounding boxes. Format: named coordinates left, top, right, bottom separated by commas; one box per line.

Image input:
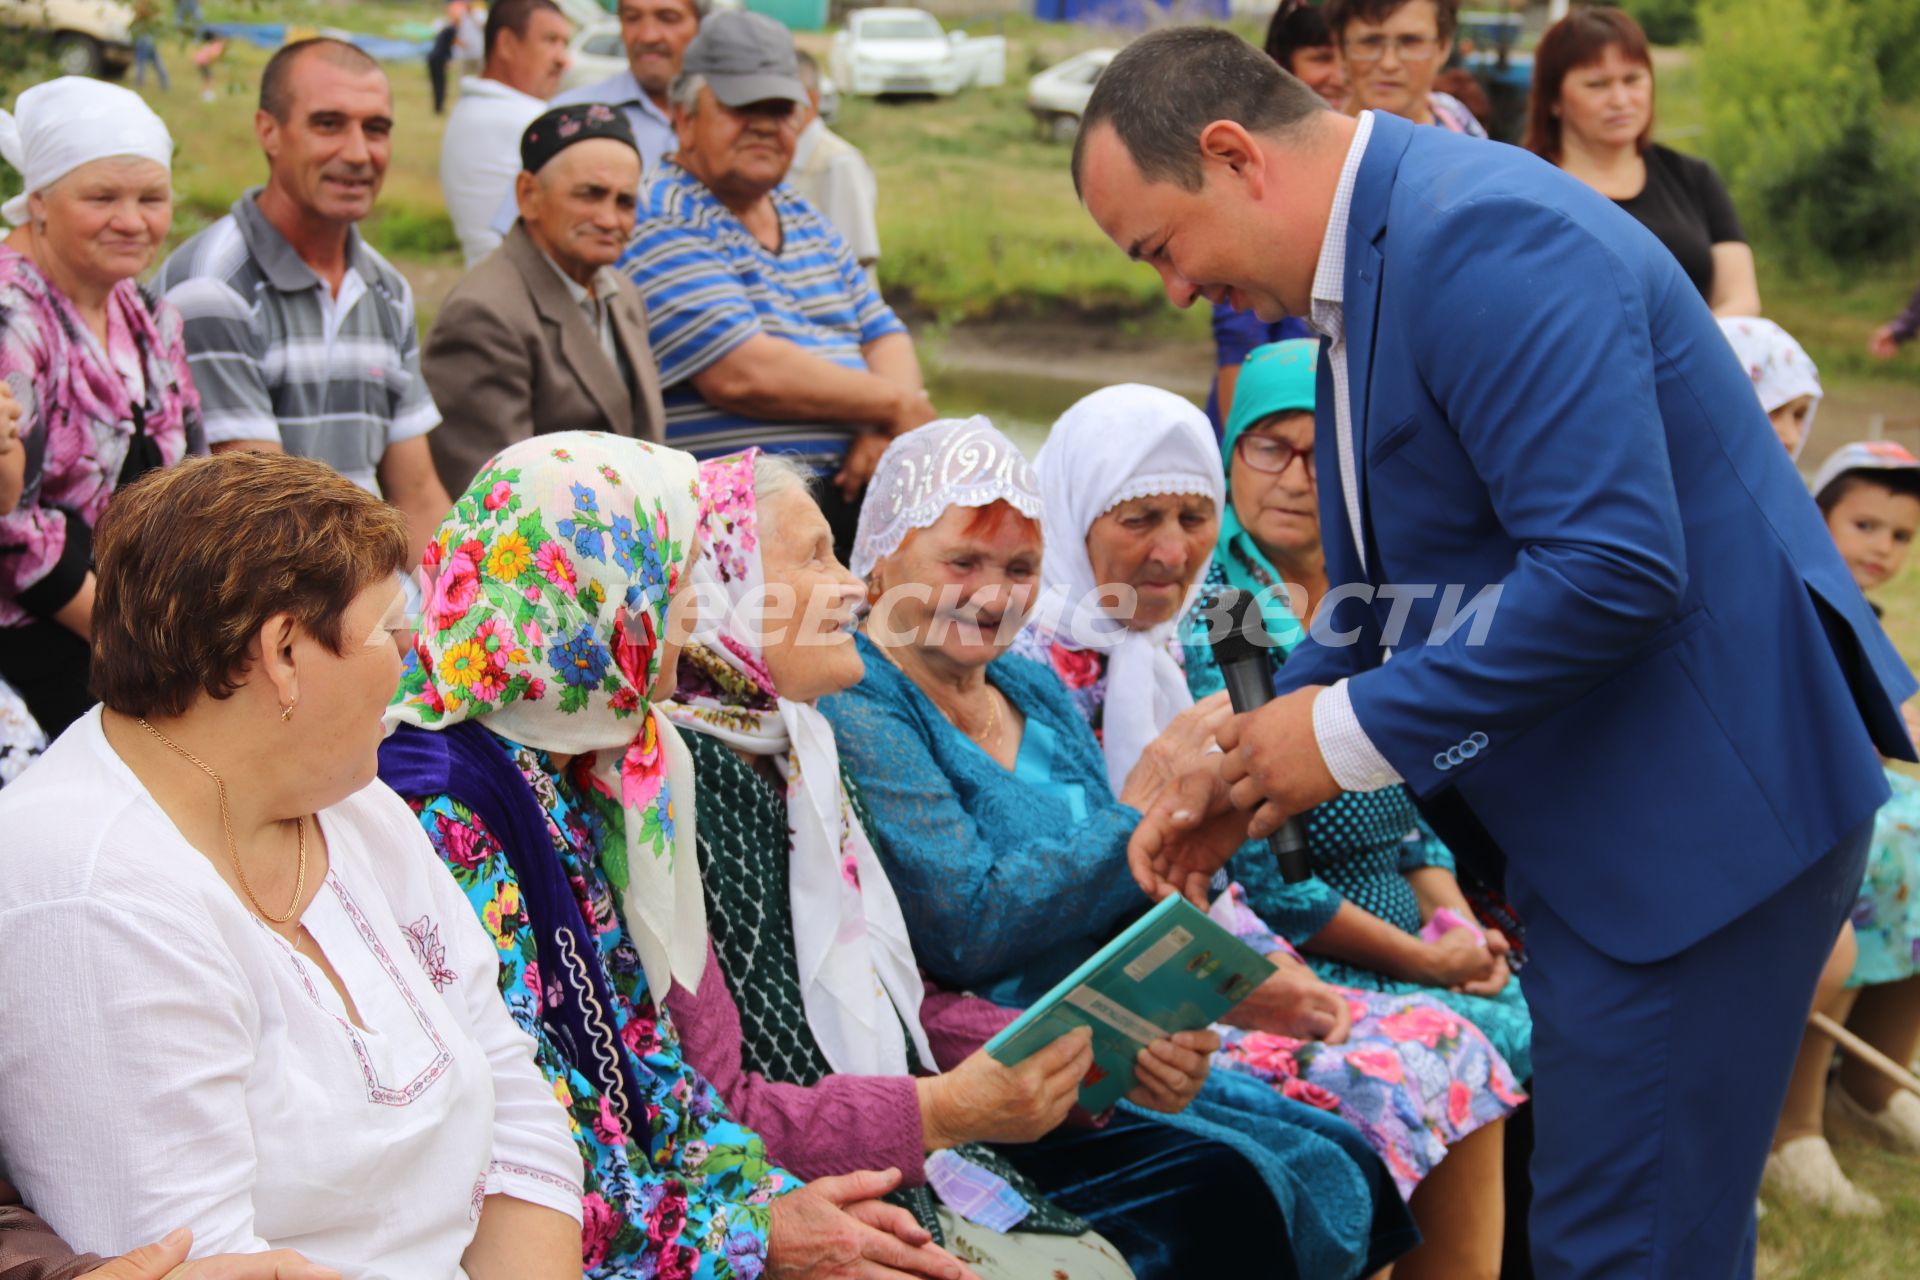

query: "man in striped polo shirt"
left=619, top=11, right=934, bottom=558
left=157, top=38, right=453, bottom=562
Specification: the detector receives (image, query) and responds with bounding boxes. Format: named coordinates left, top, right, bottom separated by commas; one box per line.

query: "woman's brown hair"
left=1523, top=5, right=1655, bottom=160
left=91, top=451, right=410, bottom=718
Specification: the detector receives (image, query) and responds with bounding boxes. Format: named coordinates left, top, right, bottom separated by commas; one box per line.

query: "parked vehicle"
left=0, top=0, right=137, bottom=79
left=829, top=7, right=1004, bottom=98
left=1025, top=47, right=1113, bottom=143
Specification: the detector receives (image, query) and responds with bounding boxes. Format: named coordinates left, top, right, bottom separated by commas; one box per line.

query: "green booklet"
left=984, top=894, right=1278, bottom=1112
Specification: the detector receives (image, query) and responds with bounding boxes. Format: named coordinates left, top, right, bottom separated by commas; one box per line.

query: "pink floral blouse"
left=0, top=246, right=204, bottom=626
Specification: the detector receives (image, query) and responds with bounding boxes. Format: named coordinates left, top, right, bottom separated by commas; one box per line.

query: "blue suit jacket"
left=1272, top=113, right=1917, bottom=963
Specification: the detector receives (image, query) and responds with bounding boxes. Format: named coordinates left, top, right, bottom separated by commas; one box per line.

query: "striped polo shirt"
left=154, top=191, right=439, bottom=495
left=618, top=163, right=906, bottom=470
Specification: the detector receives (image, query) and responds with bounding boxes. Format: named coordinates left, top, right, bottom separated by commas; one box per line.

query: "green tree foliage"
left=1856, top=0, right=1920, bottom=102
left=1701, top=0, right=1920, bottom=266
left=1618, top=0, right=1699, bottom=45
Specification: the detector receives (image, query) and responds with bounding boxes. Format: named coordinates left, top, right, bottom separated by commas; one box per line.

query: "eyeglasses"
left=1342, top=34, right=1442, bottom=65
left=1235, top=434, right=1314, bottom=477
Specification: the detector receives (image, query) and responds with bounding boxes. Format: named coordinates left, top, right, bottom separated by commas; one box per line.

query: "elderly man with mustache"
left=421, top=105, right=667, bottom=495
left=156, top=38, right=453, bottom=568
left=619, top=11, right=934, bottom=564
left=547, top=0, right=707, bottom=178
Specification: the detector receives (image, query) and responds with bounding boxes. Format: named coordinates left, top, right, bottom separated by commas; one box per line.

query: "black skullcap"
left=519, top=103, right=639, bottom=175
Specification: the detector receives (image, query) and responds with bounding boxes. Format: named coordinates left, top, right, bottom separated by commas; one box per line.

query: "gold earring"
left=281, top=698, right=296, bottom=723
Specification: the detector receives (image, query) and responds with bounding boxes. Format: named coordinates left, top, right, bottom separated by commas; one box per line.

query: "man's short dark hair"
left=259, top=37, right=383, bottom=121
left=1324, top=0, right=1459, bottom=44
left=1071, top=26, right=1326, bottom=196
left=486, top=0, right=564, bottom=61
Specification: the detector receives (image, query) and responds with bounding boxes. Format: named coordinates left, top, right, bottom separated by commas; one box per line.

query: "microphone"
left=1204, top=587, right=1313, bottom=884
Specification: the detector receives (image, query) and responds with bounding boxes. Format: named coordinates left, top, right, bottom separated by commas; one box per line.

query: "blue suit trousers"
left=1517, top=821, right=1872, bottom=1278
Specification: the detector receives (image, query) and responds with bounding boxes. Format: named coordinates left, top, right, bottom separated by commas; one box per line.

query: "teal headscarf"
left=1218, top=339, right=1320, bottom=654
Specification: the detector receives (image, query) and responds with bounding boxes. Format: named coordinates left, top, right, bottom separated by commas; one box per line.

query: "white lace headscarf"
left=849, top=416, right=1044, bottom=579
left=0, top=77, right=173, bottom=226
left=1718, top=316, right=1822, bottom=459
left=1033, top=384, right=1224, bottom=795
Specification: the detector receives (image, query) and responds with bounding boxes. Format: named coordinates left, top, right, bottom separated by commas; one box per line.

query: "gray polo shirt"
left=155, top=190, right=440, bottom=494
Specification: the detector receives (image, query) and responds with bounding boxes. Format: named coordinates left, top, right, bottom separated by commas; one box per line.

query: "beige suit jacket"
left=422, top=223, right=666, bottom=494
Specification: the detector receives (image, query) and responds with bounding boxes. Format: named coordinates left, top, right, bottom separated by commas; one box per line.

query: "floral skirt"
left=1848, top=767, right=1920, bottom=988
left=1214, top=988, right=1528, bottom=1200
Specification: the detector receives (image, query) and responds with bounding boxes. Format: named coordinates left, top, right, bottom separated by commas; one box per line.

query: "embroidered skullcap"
left=520, top=102, right=639, bottom=175
left=849, top=417, right=1042, bottom=579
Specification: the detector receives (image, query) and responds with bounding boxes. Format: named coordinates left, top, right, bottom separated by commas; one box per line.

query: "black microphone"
left=1204, top=587, right=1313, bottom=884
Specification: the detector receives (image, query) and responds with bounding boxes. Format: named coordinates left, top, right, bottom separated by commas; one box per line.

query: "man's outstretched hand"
left=1217, top=686, right=1340, bottom=841
left=1126, top=756, right=1254, bottom=905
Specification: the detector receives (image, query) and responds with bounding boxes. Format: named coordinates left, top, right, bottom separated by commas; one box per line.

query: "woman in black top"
left=1524, top=6, right=1761, bottom=315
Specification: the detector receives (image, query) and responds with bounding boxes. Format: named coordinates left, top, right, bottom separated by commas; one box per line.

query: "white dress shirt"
left=442, top=76, right=549, bottom=266
left=1303, top=111, right=1404, bottom=794
left=0, top=710, right=583, bottom=1278
left=788, top=118, right=882, bottom=273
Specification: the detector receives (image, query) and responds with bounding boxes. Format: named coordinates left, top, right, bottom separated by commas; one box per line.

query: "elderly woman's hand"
left=0, top=379, right=24, bottom=517
left=768, top=1171, right=978, bottom=1280
left=86, top=1228, right=339, bottom=1279
left=1118, top=690, right=1232, bottom=811
left=1125, top=1029, right=1217, bottom=1114
left=1226, top=957, right=1353, bottom=1045
left=917, top=1026, right=1093, bottom=1149
left=0, top=378, right=21, bottom=452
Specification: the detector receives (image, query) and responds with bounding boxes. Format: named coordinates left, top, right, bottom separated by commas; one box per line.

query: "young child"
left=1766, top=437, right=1920, bottom=1215
left=190, top=30, right=226, bottom=102
left=1720, top=316, right=1822, bottom=459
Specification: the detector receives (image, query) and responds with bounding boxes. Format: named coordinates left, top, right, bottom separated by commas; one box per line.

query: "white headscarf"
left=664, top=450, right=936, bottom=1077
left=850, top=416, right=1044, bottom=579
left=1718, top=316, right=1822, bottom=459
left=1034, top=384, right=1224, bottom=795
left=0, top=77, right=174, bottom=226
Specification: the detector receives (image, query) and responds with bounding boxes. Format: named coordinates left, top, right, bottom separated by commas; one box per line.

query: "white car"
left=560, top=16, right=840, bottom=122
left=1026, top=48, right=1114, bottom=143
left=0, top=0, right=136, bottom=79
left=829, top=7, right=1005, bottom=98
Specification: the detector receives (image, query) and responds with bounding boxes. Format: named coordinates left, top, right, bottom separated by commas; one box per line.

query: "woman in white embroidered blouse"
left=0, top=453, right=583, bottom=1279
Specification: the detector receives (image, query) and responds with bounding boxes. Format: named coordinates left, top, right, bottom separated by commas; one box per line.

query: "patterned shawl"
left=388, top=431, right=706, bottom=1004
left=663, top=449, right=935, bottom=1077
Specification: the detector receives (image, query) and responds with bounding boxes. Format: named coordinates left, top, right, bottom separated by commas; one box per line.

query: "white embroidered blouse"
left=0, top=709, right=583, bottom=1278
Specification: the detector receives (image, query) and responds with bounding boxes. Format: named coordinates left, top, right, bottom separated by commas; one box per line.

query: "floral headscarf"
left=1717, top=316, right=1822, bottom=459
left=664, top=450, right=936, bottom=1077
left=389, top=432, right=706, bottom=1003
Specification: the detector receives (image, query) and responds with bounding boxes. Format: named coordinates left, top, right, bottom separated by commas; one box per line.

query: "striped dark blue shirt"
left=619, top=163, right=906, bottom=470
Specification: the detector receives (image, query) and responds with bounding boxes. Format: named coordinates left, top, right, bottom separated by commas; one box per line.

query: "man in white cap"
left=619, top=9, right=933, bottom=561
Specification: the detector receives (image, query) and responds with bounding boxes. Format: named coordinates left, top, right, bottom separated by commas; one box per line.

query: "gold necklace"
left=872, top=641, right=1002, bottom=747
left=941, top=687, right=1000, bottom=748
left=137, top=717, right=307, bottom=925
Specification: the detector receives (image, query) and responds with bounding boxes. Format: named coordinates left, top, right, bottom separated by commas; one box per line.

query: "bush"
left=1857, top=0, right=1920, bottom=102
left=1700, top=0, right=1920, bottom=268
left=1618, top=0, right=1698, bottom=46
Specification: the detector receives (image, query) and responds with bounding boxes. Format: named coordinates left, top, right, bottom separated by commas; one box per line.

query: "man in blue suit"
left=1076, top=27, right=1917, bottom=1278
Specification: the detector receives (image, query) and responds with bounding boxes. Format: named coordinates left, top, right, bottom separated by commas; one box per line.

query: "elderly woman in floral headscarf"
left=658, top=447, right=1286, bottom=1280
left=378, top=432, right=973, bottom=1280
